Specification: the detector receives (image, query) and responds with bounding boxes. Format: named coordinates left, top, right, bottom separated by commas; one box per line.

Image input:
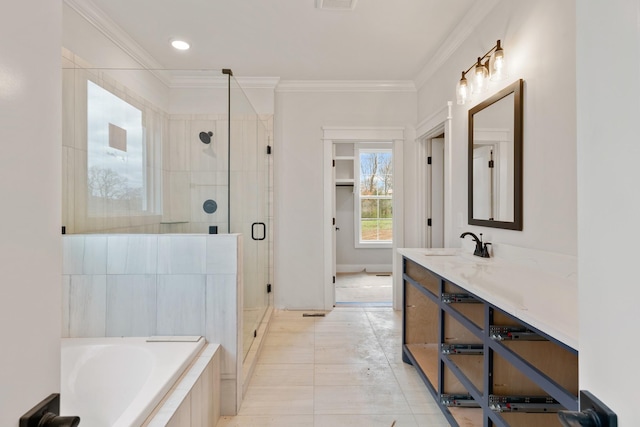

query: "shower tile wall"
left=163, top=115, right=230, bottom=234
left=62, top=233, right=243, bottom=415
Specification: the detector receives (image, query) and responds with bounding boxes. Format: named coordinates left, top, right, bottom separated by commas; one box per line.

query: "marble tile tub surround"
left=62, top=233, right=243, bottom=415
left=144, top=343, right=221, bottom=427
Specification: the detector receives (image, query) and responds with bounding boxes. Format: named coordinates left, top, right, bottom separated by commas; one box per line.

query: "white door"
left=429, top=138, right=445, bottom=247
left=331, top=143, right=337, bottom=305
left=473, top=145, right=493, bottom=220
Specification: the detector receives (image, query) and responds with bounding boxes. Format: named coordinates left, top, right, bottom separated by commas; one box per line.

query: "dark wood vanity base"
left=402, top=256, right=578, bottom=427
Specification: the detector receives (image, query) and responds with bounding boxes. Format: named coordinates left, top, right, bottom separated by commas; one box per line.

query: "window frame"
left=354, top=144, right=393, bottom=249
left=85, top=78, right=163, bottom=219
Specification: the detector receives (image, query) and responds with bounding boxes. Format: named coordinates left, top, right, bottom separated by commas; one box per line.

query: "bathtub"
left=60, top=336, right=205, bottom=427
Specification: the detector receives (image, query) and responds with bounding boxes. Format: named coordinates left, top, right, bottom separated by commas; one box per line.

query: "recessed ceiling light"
left=171, top=40, right=190, bottom=50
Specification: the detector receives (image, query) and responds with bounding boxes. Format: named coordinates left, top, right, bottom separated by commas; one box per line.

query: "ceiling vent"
left=315, top=0, right=357, bottom=11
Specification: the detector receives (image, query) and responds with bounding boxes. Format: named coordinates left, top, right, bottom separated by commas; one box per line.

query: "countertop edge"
left=398, top=248, right=579, bottom=351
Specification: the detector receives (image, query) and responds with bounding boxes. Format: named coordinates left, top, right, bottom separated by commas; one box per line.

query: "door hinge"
left=427, top=156, right=432, bottom=165
left=332, top=159, right=335, bottom=167
left=333, top=276, right=336, bottom=284
left=427, top=218, right=432, bottom=226
left=267, top=145, right=272, bottom=154
left=333, top=217, right=336, bottom=226
left=488, top=160, right=494, bottom=168
left=254, top=330, right=257, bottom=338
left=267, top=283, right=272, bottom=293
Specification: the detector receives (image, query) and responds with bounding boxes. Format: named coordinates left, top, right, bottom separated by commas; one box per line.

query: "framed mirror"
left=468, top=79, right=523, bottom=230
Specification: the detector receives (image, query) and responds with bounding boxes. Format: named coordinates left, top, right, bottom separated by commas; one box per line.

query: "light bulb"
left=473, top=58, right=488, bottom=94
left=456, top=72, right=471, bottom=105
left=490, top=40, right=507, bottom=81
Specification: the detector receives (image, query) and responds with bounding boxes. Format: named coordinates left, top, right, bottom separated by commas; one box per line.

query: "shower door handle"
left=251, top=222, right=266, bottom=241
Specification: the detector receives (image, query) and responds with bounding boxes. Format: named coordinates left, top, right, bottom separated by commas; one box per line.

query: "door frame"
left=415, top=102, right=454, bottom=248
left=322, top=127, right=405, bottom=311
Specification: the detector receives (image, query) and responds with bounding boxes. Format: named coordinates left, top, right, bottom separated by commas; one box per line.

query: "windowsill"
left=355, top=242, right=393, bottom=249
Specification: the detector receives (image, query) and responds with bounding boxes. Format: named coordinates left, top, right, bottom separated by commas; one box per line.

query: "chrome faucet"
left=460, top=232, right=492, bottom=258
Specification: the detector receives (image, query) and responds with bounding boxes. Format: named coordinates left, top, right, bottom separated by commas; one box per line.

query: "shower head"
left=199, top=131, right=214, bottom=144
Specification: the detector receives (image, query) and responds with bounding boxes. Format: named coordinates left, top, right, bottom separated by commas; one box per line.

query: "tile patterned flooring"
left=218, top=308, right=449, bottom=427
left=335, top=272, right=393, bottom=304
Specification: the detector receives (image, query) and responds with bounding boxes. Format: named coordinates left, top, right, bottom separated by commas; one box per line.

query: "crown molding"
left=170, top=76, right=281, bottom=90
left=235, top=77, right=281, bottom=90
left=414, top=0, right=501, bottom=90
left=276, top=80, right=416, bottom=93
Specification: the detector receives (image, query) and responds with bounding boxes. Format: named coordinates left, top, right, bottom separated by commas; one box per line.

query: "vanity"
left=398, top=247, right=578, bottom=427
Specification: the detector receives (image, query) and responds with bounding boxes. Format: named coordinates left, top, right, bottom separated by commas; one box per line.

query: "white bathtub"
left=60, top=337, right=205, bottom=427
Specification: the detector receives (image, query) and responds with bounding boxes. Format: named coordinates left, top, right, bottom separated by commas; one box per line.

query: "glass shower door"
left=229, top=77, right=271, bottom=360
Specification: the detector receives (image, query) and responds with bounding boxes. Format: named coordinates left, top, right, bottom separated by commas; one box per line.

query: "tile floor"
left=217, top=307, right=449, bottom=427
left=335, top=271, right=393, bottom=304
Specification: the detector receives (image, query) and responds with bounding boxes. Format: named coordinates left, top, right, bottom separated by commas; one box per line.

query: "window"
left=86, top=80, right=160, bottom=216
left=356, top=147, right=392, bottom=246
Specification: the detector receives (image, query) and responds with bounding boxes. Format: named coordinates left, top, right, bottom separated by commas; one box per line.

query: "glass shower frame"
left=61, top=59, right=271, bottom=361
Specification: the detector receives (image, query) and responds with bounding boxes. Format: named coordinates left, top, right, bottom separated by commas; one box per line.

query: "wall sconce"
left=456, top=40, right=508, bottom=105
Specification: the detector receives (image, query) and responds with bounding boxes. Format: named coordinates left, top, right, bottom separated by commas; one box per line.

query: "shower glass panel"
left=229, top=76, right=271, bottom=359
left=61, top=57, right=272, bottom=360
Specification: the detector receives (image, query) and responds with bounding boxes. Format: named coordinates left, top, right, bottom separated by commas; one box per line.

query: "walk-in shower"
left=61, top=50, right=272, bottom=362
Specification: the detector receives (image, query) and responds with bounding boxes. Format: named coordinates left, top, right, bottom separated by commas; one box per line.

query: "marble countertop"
left=398, top=248, right=578, bottom=351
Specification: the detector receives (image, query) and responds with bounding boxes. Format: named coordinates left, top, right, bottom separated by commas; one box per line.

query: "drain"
left=302, top=313, right=325, bottom=317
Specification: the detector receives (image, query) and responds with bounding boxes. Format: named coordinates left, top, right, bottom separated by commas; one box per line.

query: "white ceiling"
left=69, top=0, right=480, bottom=81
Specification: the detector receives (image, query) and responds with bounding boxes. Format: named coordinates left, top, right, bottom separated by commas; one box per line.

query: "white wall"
left=577, top=0, right=640, bottom=424
left=0, top=1, right=62, bottom=426
left=416, top=0, right=577, bottom=255
left=170, top=86, right=275, bottom=116
left=274, top=89, right=416, bottom=309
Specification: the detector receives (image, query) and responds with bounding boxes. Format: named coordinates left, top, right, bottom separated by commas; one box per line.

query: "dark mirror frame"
left=468, top=79, right=523, bottom=230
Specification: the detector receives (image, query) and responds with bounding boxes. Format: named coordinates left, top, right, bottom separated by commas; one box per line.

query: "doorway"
left=415, top=102, right=453, bottom=251
left=321, top=127, right=405, bottom=311
left=334, top=142, right=393, bottom=306
left=427, top=136, right=445, bottom=248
